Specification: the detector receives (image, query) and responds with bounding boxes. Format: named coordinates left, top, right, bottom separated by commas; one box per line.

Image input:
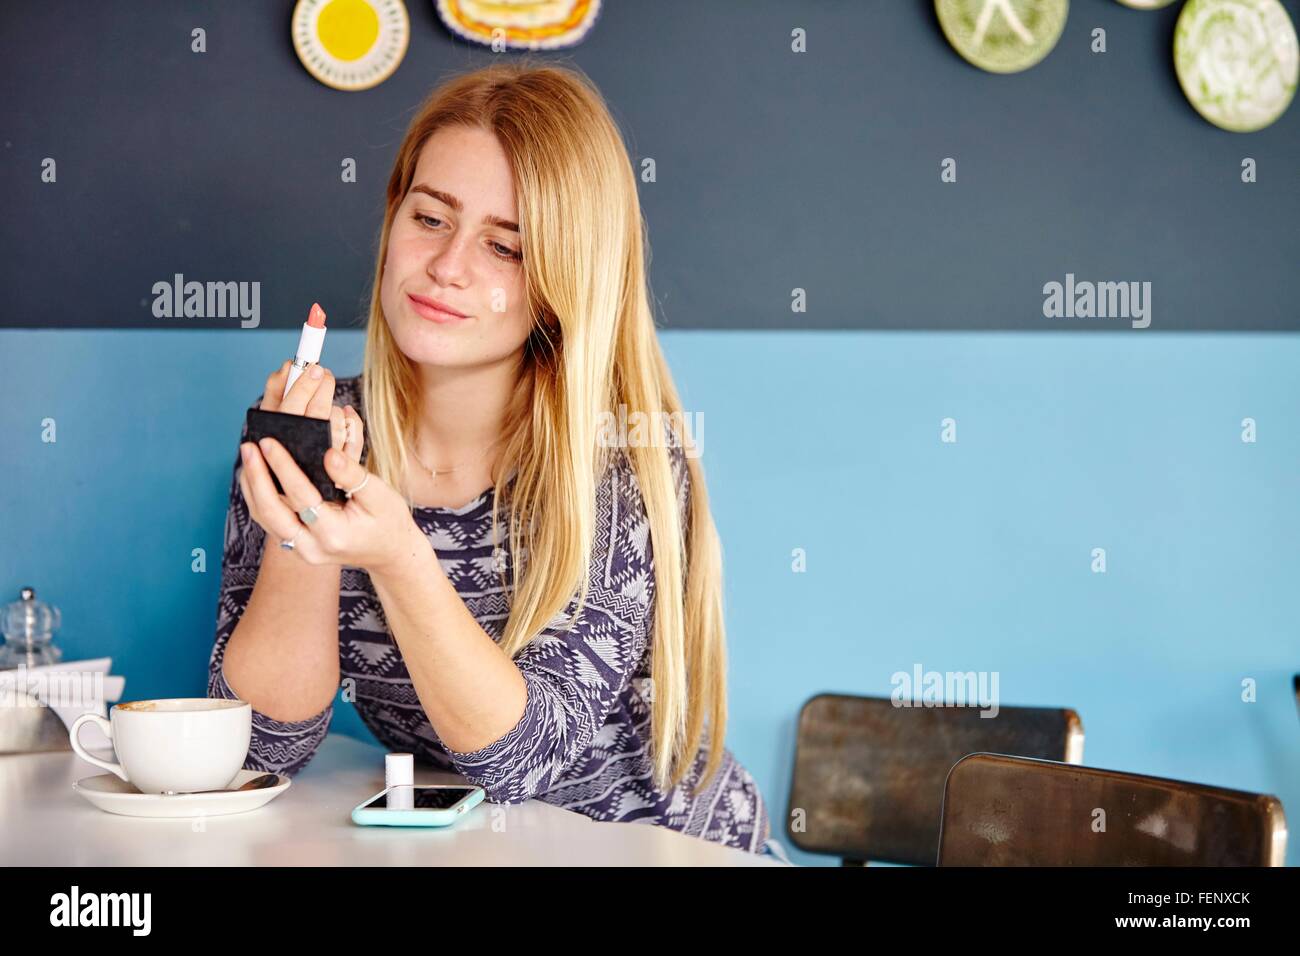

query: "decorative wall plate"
left=292, top=0, right=410, bottom=92
left=436, top=0, right=602, bottom=50
left=1114, top=0, right=1178, bottom=9
left=936, top=0, right=1070, bottom=74
left=1174, top=0, right=1298, bottom=132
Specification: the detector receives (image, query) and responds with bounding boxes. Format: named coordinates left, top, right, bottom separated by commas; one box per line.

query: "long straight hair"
left=359, top=61, right=727, bottom=793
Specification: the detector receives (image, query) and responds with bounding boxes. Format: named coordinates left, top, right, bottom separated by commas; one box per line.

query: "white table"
left=0, top=733, right=780, bottom=866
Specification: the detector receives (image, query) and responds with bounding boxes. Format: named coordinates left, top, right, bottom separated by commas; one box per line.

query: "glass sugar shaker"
left=0, top=587, right=64, bottom=670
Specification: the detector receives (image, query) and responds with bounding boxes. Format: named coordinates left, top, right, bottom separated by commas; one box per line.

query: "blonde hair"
left=359, top=61, right=727, bottom=794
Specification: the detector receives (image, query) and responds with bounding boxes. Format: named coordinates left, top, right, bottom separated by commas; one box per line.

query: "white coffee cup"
left=68, top=698, right=252, bottom=794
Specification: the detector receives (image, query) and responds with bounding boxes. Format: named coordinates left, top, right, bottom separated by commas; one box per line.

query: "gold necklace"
left=408, top=435, right=501, bottom=480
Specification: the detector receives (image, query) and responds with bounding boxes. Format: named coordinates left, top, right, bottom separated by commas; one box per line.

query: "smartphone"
left=244, top=406, right=345, bottom=503
left=351, top=785, right=485, bottom=827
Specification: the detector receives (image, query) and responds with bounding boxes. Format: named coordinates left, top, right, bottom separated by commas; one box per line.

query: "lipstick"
left=283, top=302, right=327, bottom=399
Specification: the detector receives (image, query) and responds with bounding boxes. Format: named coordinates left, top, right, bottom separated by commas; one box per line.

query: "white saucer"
left=72, top=769, right=291, bottom=818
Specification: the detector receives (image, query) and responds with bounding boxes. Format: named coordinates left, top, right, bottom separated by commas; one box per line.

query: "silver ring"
left=344, top=473, right=370, bottom=498
left=298, top=503, right=322, bottom=525
left=279, top=530, right=304, bottom=551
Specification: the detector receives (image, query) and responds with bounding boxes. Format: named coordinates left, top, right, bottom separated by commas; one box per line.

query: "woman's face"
left=380, top=125, right=531, bottom=369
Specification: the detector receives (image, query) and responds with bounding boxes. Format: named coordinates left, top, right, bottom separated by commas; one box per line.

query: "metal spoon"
left=160, top=773, right=280, bottom=796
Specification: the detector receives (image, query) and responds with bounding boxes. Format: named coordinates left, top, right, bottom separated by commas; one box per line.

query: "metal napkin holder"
left=0, top=689, right=74, bottom=755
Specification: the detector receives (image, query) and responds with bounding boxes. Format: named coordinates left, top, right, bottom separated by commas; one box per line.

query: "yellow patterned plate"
left=293, top=0, right=410, bottom=92
left=436, top=0, right=602, bottom=50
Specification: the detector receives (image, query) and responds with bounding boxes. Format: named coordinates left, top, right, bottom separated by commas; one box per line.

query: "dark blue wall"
left=2, top=0, right=1297, bottom=331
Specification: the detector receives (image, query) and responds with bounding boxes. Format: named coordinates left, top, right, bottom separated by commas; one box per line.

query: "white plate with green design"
left=1174, top=0, right=1299, bottom=132
left=936, top=0, right=1070, bottom=74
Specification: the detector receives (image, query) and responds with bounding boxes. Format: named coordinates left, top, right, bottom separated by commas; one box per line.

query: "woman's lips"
left=408, top=293, right=471, bottom=324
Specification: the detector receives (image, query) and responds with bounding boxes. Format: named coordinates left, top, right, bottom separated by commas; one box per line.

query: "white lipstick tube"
left=283, top=320, right=326, bottom=400
left=386, top=752, right=415, bottom=810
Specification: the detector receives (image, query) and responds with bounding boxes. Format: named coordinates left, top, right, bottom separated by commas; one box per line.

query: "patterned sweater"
left=208, top=375, right=771, bottom=853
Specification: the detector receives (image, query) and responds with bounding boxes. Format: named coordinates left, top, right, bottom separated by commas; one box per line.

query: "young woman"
left=210, top=62, right=784, bottom=859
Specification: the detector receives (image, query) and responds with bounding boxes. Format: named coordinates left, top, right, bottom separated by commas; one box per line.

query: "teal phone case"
left=351, top=785, right=485, bottom=827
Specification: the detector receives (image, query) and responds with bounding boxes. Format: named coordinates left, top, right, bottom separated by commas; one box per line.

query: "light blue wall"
left=3, top=329, right=1297, bottom=866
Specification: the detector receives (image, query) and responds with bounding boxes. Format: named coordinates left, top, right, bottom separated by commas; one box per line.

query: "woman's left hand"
left=239, top=437, right=424, bottom=576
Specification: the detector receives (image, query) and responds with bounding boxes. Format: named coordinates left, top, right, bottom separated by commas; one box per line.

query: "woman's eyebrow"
left=409, top=183, right=518, bottom=232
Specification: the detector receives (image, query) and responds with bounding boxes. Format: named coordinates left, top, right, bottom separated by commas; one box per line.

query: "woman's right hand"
left=239, top=361, right=367, bottom=555
left=257, top=361, right=364, bottom=464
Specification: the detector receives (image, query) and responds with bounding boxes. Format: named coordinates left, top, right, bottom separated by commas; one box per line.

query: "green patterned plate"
left=936, top=0, right=1070, bottom=74
left=1174, top=0, right=1299, bottom=132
